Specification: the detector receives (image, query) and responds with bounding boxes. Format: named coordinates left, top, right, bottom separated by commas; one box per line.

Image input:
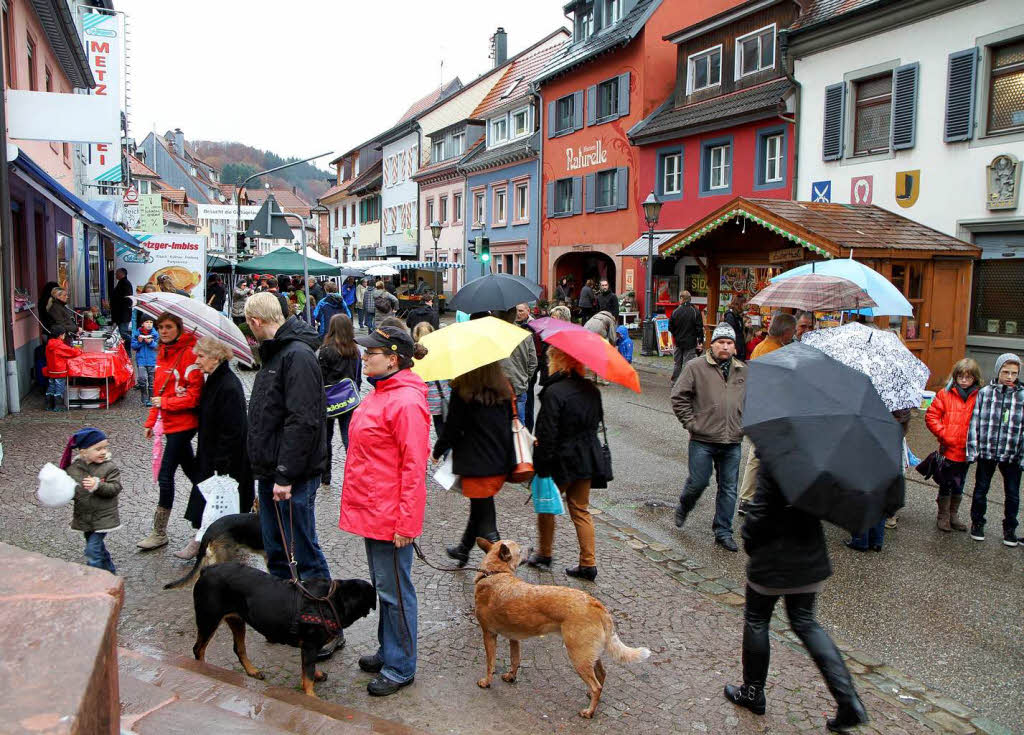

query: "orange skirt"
left=461, top=474, right=506, bottom=499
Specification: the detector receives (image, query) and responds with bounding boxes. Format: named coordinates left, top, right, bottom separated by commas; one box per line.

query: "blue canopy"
left=9, top=147, right=142, bottom=250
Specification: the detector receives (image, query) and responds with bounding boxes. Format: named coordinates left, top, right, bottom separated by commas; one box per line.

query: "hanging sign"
left=768, top=247, right=804, bottom=264
left=138, top=194, right=163, bottom=233
left=81, top=9, right=123, bottom=188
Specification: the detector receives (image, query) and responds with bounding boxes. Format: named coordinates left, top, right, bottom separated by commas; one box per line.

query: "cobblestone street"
left=1, top=366, right=1015, bottom=734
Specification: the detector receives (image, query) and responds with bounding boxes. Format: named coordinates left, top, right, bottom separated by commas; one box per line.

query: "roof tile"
left=788, top=0, right=879, bottom=30
left=473, top=33, right=570, bottom=117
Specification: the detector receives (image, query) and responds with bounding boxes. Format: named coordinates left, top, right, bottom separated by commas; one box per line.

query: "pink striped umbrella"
left=748, top=274, right=878, bottom=313
left=130, top=293, right=254, bottom=366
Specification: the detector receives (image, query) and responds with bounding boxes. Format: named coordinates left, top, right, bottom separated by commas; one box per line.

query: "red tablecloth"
left=68, top=350, right=135, bottom=405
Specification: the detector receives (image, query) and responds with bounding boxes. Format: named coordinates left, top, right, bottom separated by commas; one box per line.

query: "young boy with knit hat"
left=62, top=427, right=122, bottom=573
left=966, top=353, right=1024, bottom=546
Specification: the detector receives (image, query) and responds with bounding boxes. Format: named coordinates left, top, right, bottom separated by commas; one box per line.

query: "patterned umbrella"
left=802, top=322, right=929, bottom=411
left=748, top=274, right=877, bottom=312
left=130, top=293, right=254, bottom=366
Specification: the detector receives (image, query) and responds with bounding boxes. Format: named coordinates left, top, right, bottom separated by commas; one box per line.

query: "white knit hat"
left=711, top=323, right=736, bottom=343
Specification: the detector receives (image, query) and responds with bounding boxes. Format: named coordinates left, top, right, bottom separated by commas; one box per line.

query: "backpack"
left=317, top=297, right=347, bottom=335
left=374, top=292, right=393, bottom=314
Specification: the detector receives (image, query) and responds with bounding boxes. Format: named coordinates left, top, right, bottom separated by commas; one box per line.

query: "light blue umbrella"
left=771, top=258, right=913, bottom=316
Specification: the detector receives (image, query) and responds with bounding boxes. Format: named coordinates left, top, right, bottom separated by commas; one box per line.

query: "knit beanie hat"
left=72, top=427, right=107, bottom=449
left=711, top=323, right=736, bottom=343
left=994, top=353, right=1021, bottom=379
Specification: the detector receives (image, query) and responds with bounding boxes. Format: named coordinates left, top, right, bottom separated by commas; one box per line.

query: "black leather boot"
left=565, top=565, right=597, bottom=581
left=826, top=696, right=868, bottom=731
left=724, top=683, right=766, bottom=715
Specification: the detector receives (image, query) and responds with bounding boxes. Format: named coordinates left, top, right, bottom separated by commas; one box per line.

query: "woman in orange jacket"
left=924, top=358, right=982, bottom=532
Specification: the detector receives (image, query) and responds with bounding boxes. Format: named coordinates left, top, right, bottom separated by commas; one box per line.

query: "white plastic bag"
left=37, top=462, right=76, bottom=507
left=433, top=454, right=461, bottom=492
left=195, top=473, right=240, bottom=540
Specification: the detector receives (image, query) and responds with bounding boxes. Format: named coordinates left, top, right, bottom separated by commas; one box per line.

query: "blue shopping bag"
left=531, top=475, right=565, bottom=515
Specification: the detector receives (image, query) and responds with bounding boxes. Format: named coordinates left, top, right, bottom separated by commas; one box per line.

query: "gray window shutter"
left=617, top=72, right=630, bottom=117
left=586, top=85, right=597, bottom=125
left=891, top=62, right=919, bottom=150
left=547, top=101, right=556, bottom=137
left=822, top=83, right=845, bottom=161
left=616, top=166, right=629, bottom=209
left=571, top=176, right=583, bottom=215
left=944, top=48, right=978, bottom=142
left=573, top=90, right=584, bottom=131
left=584, top=173, right=596, bottom=212
left=546, top=182, right=554, bottom=215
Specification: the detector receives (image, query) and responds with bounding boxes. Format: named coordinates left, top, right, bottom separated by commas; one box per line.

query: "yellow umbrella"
left=412, top=316, right=530, bottom=381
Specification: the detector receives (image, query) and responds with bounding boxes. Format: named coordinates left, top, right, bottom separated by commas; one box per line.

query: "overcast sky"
left=116, top=0, right=569, bottom=170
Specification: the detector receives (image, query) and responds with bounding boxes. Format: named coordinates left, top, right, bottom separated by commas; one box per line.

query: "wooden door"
left=927, top=262, right=960, bottom=387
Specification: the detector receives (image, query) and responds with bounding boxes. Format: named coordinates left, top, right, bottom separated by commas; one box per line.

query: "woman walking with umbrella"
left=432, top=361, right=514, bottom=567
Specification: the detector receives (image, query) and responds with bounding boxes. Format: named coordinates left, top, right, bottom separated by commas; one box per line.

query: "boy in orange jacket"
left=45, top=326, right=82, bottom=411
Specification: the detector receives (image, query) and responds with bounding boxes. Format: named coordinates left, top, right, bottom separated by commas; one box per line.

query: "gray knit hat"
left=711, top=323, right=736, bottom=343
left=994, top=353, right=1021, bottom=379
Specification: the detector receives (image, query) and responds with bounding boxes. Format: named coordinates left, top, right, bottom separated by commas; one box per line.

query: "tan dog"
left=473, top=538, right=651, bottom=718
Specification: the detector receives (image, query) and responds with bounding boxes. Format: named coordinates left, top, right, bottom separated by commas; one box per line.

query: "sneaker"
left=737, top=501, right=750, bottom=517
left=1003, top=531, right=1019, bottom=547
left=367, top=674, right=413, bottom=696
left=970, top=523, right=984, bottom=541
left=724, top=683, right=766, bottom=715
left=358, top=653, right=383, bottom=673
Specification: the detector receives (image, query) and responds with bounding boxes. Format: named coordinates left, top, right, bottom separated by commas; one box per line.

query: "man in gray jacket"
left=498, top=307, right=537, bottom=424
left=670, top=323, right=746, bottom=551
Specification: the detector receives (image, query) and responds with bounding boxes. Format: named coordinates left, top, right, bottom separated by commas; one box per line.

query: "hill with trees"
left=192, top=141, right=332, bottom=202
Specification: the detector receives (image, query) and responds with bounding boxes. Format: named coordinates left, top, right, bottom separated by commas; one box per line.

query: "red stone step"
left=119, top=647, right=427, bottom=735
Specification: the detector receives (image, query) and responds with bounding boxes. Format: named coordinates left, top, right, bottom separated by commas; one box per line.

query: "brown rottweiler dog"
left=192, top=562, right=375, bottom=696
left=473, top=538, right=651, bottom=719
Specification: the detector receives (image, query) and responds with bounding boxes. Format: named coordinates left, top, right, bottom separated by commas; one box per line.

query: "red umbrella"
left=529, top=317, right=641, bottom=393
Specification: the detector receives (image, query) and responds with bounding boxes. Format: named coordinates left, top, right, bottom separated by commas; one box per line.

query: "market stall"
left=66, top=335, right=135, bottom=409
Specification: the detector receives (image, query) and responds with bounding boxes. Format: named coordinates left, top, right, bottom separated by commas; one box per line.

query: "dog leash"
left=273, top=498, right=342, bottom=634
left=410, top=541, right=508, bottom=578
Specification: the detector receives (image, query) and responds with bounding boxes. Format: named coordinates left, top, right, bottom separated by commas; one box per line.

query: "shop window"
left=657, top=149, right=682, bottom=198
left=987, top=38, right=1024, bottom=134
left=735, top=25, right=774, bottom=79
left=888, top=262, right=925, bottom=340
left=970, top=258, right=1024, bottom=336
left=699, top=137, right=733, bottom=196
left=688, top=45, right=721, bottom=94
left=853, top=74, right=892, bottom=155
left=754, top=127, right=787, bottom=190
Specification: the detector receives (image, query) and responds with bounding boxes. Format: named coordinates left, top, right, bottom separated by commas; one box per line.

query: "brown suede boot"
left=137, top=507, right=171, bottom=550
left=936, top=496, right=952, bottom=532
left=948, top=495, right=967, bottom=532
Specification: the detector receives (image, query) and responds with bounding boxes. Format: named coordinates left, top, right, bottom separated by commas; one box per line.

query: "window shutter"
left=573, top=90, right=584, bottom=131
left=890, top=63, right=919, bottom=150
left=571, top=176, right=583, bottom=215
left=546, top=181, right=554, bottom=215
left=944, top=48, right=978, bottom=143
left=616, top=166, right=629, bottom=209
left=584, top=173, right=596, bottom=212
left=617, top=72, right=630, bottom=117
left=586, top=85, right=597, bottom=125
left=822, top=82, right=845, bottom=161
left=547, top=101, right=556, bottom=137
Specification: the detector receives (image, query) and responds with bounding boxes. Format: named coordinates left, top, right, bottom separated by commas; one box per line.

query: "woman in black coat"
left=318, top=313, right=362, bottom=487
left=177, top=337, right=254, bottom=559
left=432, top=360, right=514, bottom=567
left=724, top=461, right=868, bottom=731
left=526, top=347, right=605, bottom=582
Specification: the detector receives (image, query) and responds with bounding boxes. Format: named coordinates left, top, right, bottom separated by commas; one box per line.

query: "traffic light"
left=479, top=236, right=490, bottom=264
left=236, top=232, right=248, bottom=253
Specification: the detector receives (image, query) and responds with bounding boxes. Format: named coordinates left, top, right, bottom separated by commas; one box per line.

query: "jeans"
left=971, top=458, right=1022, bottom=535
left=258, top=477, right=331, bottom=581
left=849, top=518, right=885, bottom=550
left=356, top=307, right=365, bottom=329
left=671, top=346, right=698, bottom=383
left=47, top=377, right=67, bottom=400
left=365, top=538, right=417, bottom=683
left=323, top=412, right=353, bottom=485
left=83, top=531, right=115, bottom=573
left=365, top=311, right=375, bottom=332
left=158, top=429, right=199, bottom=510
left=136, top=365, right=156, bottom=402
left=117, top=321, right=132, bottom=351
left=679, top=440, right=741, bottom=539
left=515, top=392, right=528, bottom=425
left=742, top=586, right=858, bottom=708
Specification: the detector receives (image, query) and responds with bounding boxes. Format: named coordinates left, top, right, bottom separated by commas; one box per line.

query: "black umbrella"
left=743, top=341, right=905, bottom=534
left=449, top=273, right=542, bottom=314
left=339, top=267, right=365, bottom=278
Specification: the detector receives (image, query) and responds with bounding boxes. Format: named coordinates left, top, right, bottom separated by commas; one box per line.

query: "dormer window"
left=575, top=6, right=594, bottom=43
left=735, top=24, right=775, bottom=79
left=512, top=107, right=530, bottom=137
left=687, top=45, right=722, bottom=94
left=450, top=132, right=465, bottom=157
left=432, top=139, right=444, bottom=162
left=491, top=116, right=508, bottom=144
left=605, top=0, right=621, bottom=26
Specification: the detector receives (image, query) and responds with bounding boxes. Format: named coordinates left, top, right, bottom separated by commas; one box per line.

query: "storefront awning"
left=617, top=231, right=681, bottom=257
left=8, top=146, right=143, bottom=251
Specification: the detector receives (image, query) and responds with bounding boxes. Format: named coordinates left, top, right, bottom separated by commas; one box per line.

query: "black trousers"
left=458, top=497, right=500, bottom=549
left=742, top=585, right=858, bottom=708
left=323, top=412, right=353, bottom=485
left=159, top=429, right=199, bottom=515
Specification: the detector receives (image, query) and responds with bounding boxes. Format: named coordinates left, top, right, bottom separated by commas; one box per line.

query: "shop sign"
left=81, top=9, right=123, bottom=188
left=851, top=176, right=873, bottom=205
left=571, top=244, right=593, bottom=251
left=624, top=268, right=634, bottom=292
left=565, top=140, right=608, bottom=171
left=115, top=234, right=207, bottom=303
left=655, top=317, right=674, bottom=356
left=987, top=154, right=1020, bottom=211
left=812, top=181, right=831, bottom=202
left=895, top=170, right=920, bottom=208
left=768, top=247, right=804, bottom=264
left=138, top=194, right=163, bottom=233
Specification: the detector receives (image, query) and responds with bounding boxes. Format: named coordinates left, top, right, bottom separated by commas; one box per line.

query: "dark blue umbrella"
left=449, top=273, right=541, bottom=314
left=743, top=341, right=905, bottom=534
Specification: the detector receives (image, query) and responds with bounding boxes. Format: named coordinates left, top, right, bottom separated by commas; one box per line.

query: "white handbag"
left=195, top=473, right=240, bottom=540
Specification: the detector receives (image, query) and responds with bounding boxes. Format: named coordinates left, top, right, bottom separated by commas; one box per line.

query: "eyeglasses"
left=363, top=349, right=388, bottom=357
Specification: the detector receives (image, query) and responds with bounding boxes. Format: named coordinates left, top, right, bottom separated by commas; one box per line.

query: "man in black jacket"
left=405, top=293, right=439, bottom=333
left=243, top=292, right=340, bottom=655
left=668, top=291, right=703, bottom=382
left=723, top=295, right=747, bottom=361
left=111, top=268, right=133, bottom=347
left=595, top=279, right=619, bottom=319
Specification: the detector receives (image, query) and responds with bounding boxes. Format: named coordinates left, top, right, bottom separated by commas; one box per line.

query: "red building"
left=535, top=0, right=744, bottom=302
left=625, top=0, right=800, bottom=320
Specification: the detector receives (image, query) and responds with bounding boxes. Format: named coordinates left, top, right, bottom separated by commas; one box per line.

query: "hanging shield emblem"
left=895, top=170, right=920, bottom=208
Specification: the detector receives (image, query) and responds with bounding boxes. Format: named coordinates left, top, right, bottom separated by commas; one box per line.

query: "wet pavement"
left=0, top=362, right=1019, bottom=734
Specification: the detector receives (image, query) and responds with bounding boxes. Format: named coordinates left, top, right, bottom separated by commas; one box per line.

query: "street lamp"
left=641, top=192, right=663, bottom=356
left=430, top=220, right=442, bottom=304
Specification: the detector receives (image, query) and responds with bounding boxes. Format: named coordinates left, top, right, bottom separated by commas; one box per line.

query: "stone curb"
left=590, top=504, right=1004, bottom=735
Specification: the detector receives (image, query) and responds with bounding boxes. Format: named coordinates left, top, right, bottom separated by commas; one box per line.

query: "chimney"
left=173, top=128, right=185, bottom=155
left=491, top=27, right=507, bottom=68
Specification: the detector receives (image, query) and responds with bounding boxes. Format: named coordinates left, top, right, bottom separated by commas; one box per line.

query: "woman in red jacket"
left=925, top=358, right=982, bottom=532
left=340, top=326, right=430, bottom=697
left=136, top=312, right=203, bottom=551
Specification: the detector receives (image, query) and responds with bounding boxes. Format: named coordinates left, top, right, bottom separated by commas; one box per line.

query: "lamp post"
left=430, top=220, right=442, bottom=304
left=641, top=192, right=663, bottom=356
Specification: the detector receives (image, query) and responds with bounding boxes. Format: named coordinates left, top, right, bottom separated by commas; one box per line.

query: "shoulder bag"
left=508, top=393, right=535, bottom=483
left=325, top=378, right=361, bottom=418
left=591, top=417, right=613, bottom=489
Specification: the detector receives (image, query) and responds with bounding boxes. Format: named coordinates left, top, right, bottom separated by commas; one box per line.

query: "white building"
left=786, top=0, right=1024, bottom=373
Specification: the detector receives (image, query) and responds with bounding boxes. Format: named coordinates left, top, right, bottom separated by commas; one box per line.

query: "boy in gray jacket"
left=64, top=427, right=121, bottom=574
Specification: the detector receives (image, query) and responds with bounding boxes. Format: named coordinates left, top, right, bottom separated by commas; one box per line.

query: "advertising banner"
left=114, top=234, right=207, bottom=303
left=80, top=9, right=123, bottom=188
left=197, top=204, right=261, bottom=221
left=138, top=194, right=163, bottom=233
left=655, top=317, right=674, bottom=356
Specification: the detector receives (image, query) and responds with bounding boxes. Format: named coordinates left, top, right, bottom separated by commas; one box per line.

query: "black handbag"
left=591, top=418, right=613, bottom=489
